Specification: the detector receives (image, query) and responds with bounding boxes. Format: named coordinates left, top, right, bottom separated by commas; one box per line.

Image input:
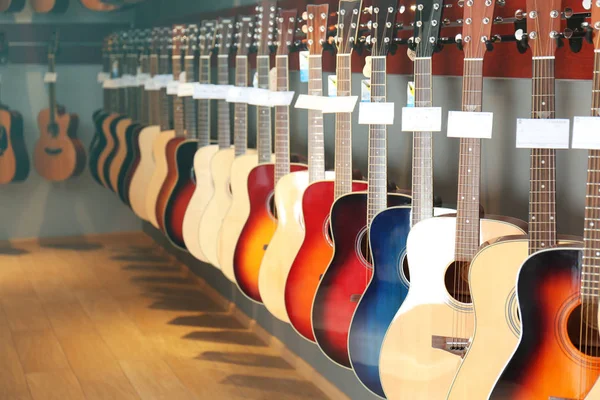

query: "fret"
left=183, top=54, right=198, bottom=139
left=196, top=55, right=211, bottom=147
left=158, top=54, right=171, bottom=130
left=274, top=55, right=291, bottom=184
left=234, top=55, right=249, bottom=157
left=256, top=55, right=272, bottom=164
left=308, top=55, right=325, bottom=183
left=171, top=54, right=184, bottom=137
left=217, top=54, right=232, bottom=149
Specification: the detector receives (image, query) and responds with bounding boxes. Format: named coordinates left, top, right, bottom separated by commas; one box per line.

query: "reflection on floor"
left=0, top=232, right=330, bottom=400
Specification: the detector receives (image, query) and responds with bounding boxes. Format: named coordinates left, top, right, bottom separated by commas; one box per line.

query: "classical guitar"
left=378, top=2, right=525, bottom=399
left=160, top=24, right=202, bottom=249
left=129, top=28, right=163, bottom=221
left=488, top=1, right=600, bottom=398
left=198, top=18, right=242, bottom=268
left=284, top=0, right=367, bottom=342
left=258, top=4, right=334, bottom=322
left=180, top=20, right=217, bottom=262
left=0, top=0, right=25, bottom=12
left=311, top=2, right=411, bottom=369
left=217, top=7, right=268, bottom=281
left=0, top=83, right=28, bottom=184
left=34, top=33, right=86, bottom=182
left=144, top=27, right=175, bottom=229
left=233, top=7, right=308, bottom=303
left=30, top=0, right=68, bottom=13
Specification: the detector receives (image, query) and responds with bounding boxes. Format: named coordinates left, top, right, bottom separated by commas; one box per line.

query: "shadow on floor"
left=183, top=330, right=268, bottom=347
left=122, top=263, right=180, bottom=273
left=112, top=254, right=171, bottom=263
left=0, top=245, right=29, bottom=256
left=169, top=314, right=246, bottom=330
left=222, top=375, right=328, bottom=399
left=38, top=238, right=103, bottom=251
left=197, top=351, right=294, bottom=370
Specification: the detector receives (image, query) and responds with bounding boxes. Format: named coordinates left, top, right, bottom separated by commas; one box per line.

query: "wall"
left=0, top=2, right=140, bottom=241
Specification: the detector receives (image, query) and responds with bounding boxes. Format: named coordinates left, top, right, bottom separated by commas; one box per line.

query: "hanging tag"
left=192, top=83, right=211, bottom=99
left=246, top=88, right=271, bottom=106
left=447, top=111, right=494, bottom=139
left=362, top=56, right=372, bottom=78
left=253, top=72, right=258, bottom=88
left=144, top=79, right=160, bottom=91
left=155, top=74, right=173, bottom=88
left=295, top=94, right=330, bottom=110
left=121, top=74, right=136, bottom=87
left=102, top=78, right=116, bottom=89
left=359, top=102, right=395, bottom=125
left=44, top=72, right=57, bottom=83
left=516, top=118, right=570, bottom=149
left=361, top=79, right=371, bottom=102
left=136, top=73, right=150, bottom=86
left=178, top=82, right=194, bottom=97
left=328, top=75, right=337, bottom=97
left=166, top=80, right=180, bottom=95
left=299, top=51, right=309, bottom=83
left=572, top=117, right=600, bottom=149
left=210, top=85, right=235, bottom=100
left=402, top=107, right=443, bottom=132
left=97, top=72, right=110, bottom=83
left=323, top=96, right=358, bottom=113
left=269, top=68, right=277, bottom=91
left=407, top=81, right=415, bottom=107
left=269, top=91, right=295, bottom=106
left=179, top=71, right=186, bottom=83
left=226, top=86, right=246, bottom=103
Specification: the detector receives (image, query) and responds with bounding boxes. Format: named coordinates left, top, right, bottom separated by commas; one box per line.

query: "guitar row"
left=90, top=1, right=600, bottom=399
left=0, top=0, right=146, bottom=13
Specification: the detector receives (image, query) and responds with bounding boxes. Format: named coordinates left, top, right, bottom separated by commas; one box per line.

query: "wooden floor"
left=0, top=233, right=330, bottom=400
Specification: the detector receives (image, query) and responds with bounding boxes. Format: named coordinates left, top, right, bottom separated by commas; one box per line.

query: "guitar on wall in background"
left=34, top=32, right=86, bottom=182
left=311, top=0, right=411, bottom=369
left=30, top=0, right=69, bottom=13
left=79, top=0, right=121, bottom=11
left=0, top=0, right=24, bottom=13
left=0, top=32, right=29, bottom=185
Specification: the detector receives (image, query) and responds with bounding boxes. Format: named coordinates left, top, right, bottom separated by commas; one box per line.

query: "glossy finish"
left=108, top=118, right=133, bottom=193
left=144, top=130, right=176, bottom=229
left=312, top=192, right=411, bottom=368
left=116, top=123, right=142, bottom=205
left=233, top=163, right=307, bottom=302
left=0, top=107, right=28, bottom=184
left=88, top=109, right=106, bottom=185
left=490, top=248, right=600, bottom=400
left=154, top=137, right=186, bottom=232
left=96, top=113, right=120, bottom=189
left=128, top=125, right=160, bottom=220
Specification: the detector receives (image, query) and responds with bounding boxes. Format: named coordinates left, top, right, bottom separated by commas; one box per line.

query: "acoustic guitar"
left=198, top=18, right=239, bottom=268
left=34, top=33, right=86, bottom=182
left=233, top=7, right=308, bottom=303
left=378, top=2, right=526, bottom=398
left=284, top=0, right=367, bottom=342
left=128, top=28, right=163, bottom=221
left=180, top=20, right=217, bottom=262
left=487, top=1, right=600, bottom=398
left=79, top=0, right=120, bottom=11
left=0, top=84, right=28, bottom=184
left=31, top=0, right=69, bottom=13
left=0, top=0, right=24, bottom=12
left=144, top=27, right=175, bottom=229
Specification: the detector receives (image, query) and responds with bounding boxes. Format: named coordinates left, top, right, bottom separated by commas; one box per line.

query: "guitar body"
left=284, top=179, right=368, bottom=341
left=490, top=248, right=600, bottom=400
left=79, top=0, right=120, bottom=11
left=100, top=114, right=123, bottom=190
left=0, top=0, right=25, bottom=12
left=30, top=0, right=69, bottom=13
left=0, top=108, right=29, bottom=184
left=163, top=140, right=197, bottom=250
left=218, top=153, right=261, bottom=280
left=379, top=216, right=525, bottom=400
left=117, top=123, right=142, bottom=205
left=155, top=136, right=186, bottom=232
left=33, top=109, right=81, bottom=182
left=128, top=125, right=160, bottom=220
left=145, top=130, right=175, bottom=228
left=259, top=170, right=333, bottom=322
left=88, top=109, right=108, bottom=185
left=312, top=192, right=411, bottom=368
left=233, top=162, right=308, bottom=302
left=181, top=144, right=219, bottom=262
left=108, top=117, right=132, bottom=194
left=96, top=113, right=119, bottom=188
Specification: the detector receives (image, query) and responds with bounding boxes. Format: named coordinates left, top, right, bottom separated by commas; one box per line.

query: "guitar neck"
left=48, top=54, right=57, bottom=123
left=367, top=56, right=388, bottom=229
left=139, top=54, right=149, bottom=125
left=148, top=54, right=160, bottom=126
left=197, top=55, right=211, bottom=147
left=529, top=57, right=557, bottom=254
left=183, top=54, right=198, bottom=140
left=334, top=53, right=353, bottom=199
left=256, top=55, right=272, bottom=164
left=158, top=54, right=171, bottom=131
left=234, top=55, right=248, bottom=157
left=454, top=58, right=484, bottom=263
left=171, top=54, right=184, bottom=137
left=412, top=57, right=435, bottom=226
left=274, top=54, right=291, bottom=184
left=308, top=54, right=325, bottom=183
left=217, top=55, right=231, bottom=149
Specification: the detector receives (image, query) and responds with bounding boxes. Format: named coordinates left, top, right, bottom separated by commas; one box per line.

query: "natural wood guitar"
left=0, top=102, right=28, bottom=184
left=0, top=0, right=24, bottom=12
left=79, top=0, right=120, bottom=11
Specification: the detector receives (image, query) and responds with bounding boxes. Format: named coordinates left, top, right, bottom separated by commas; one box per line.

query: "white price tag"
left=44, top=72, right=57, bottom=83
left=226, top=86, right=246, bottom=103
left=447, top=111, right=494, bottom=139
left=294, top=95, right=358, bottom=113
left=144, top=79, right=160, bottom=91
left=178, top=82, right=194, bottom=97
left=121, top=74, right=137, bottom=87
left=359, top=102, right=395, bottom=125
left=295, top=94, right=330, bottom=111
left=328, top=75, right=337, bottom=97
left=192, top=83, right=211, bottom=99
left=401, top=107, right=442, bottom=132
left=97, top=72, right=110, bottom=83
left=102, top=78, right=117, bottom=89
left=269, top=91, right=295, bottom=106
left=154, top=74, right=173, bottom=89
left=210, top=85, right=235, bottom=100
left=269, top=68, right=277, bottom=91
left=136, top=73, right=150, bottom=86
left=166, top=81, right=179, bottom=95
left=572, top=117, right=600, bottom=149
left=516, top=118, right=570, bottom=149
left=246, top=88, right=271, bottom=106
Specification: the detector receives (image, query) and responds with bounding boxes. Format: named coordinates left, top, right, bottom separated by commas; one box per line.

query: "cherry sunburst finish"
left=311, top=2, right=411, bottom=369
left=489, top=1, right=600, bottom=398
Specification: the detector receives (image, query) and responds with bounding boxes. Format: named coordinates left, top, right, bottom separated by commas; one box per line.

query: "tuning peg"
left=485, top=39, right=495, bottom=52
left=454, top=34, right=463, bottom=51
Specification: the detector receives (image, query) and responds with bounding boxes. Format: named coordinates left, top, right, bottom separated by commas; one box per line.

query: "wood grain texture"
left=129, top=125, right=160, bottom=221
left=145, top=130, right=176, bottom=228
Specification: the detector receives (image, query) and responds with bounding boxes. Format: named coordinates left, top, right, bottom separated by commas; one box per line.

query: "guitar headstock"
left=255, top=0, right=277, bottom=56
left=525, top=0, right=562, bottom=58
left=150, top=27, right=160, bottom=55
left=159, top=27, right=171, bottom=56
left=172, top=24, right=186, bottom=57
left=199, top=20, right=216, bottom=57
left=413, top=0, right=446, bottom=58
left=593, top=0, right=600, bottom=51
left=461, top=0, right=495, bottom=59
left=235, top=16, right=255, bottom=56
left=335, top=0, right=363, bottom=55
left=304, top=4, right=330, bottom=56
left=216, top=18, right=235, bottom=56
left=367, top=0, right=401, bottom=57
left=276, top=9, right=298, bottom=56
left=186, top=24, right=199, bottom=57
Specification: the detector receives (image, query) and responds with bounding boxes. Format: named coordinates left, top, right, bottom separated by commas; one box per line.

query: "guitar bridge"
left=350, top=294, right=361, bottom=303
left=431, top=335, right=469, bottom=358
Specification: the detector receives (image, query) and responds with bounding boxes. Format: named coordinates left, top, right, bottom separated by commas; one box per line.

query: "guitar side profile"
left=0, top=0, right=25, bottom=12
left=0, top=102, right=28, bottom=184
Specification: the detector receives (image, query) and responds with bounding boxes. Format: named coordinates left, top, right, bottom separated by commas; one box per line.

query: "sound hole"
left=44, top=148, right=63, bottom=155
left=267, top=192, right=277, bottom=220
left=444, top=261, right=472, bottom=304
left=567, top=302, right=600, bottom=357
left=356, top=228, right=372, bottom=267
left=400, top=255, right=410, bottom=284
left=0, top=125, right=7, bottom=155
left=322, top=216, right=333, bottom=246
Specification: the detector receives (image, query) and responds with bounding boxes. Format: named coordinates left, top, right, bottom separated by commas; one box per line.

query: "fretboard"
left=158, top=54, right=171, bottom=131
left=256, top=55, right=272, bottom=164
left=454, top=58, right=484, bottom=263
left=581, top=51, right=600, bottom=301
left=412, top=57, right=435, bottom=227
left=148, top=54, right=160, bottom=126
left=183, top=54, right=198, bottom=139
left=308, top=55, right=325, bottom=183
left=139, top=54, right=149, bottom=125
left=217, top=55, right=232, bottom=149
left=334, top=54, right=353, bottom=199
left=234, top=55, right=248, bottom=157
left=529, top=57, right=557, bottom=254
left=171, top=54, right=184, bottom=137
left=274, top=55, right=291, bottom=184
left=367, top=56, right=388, bottom=229
left=197, top=55, right=211, bottom=148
